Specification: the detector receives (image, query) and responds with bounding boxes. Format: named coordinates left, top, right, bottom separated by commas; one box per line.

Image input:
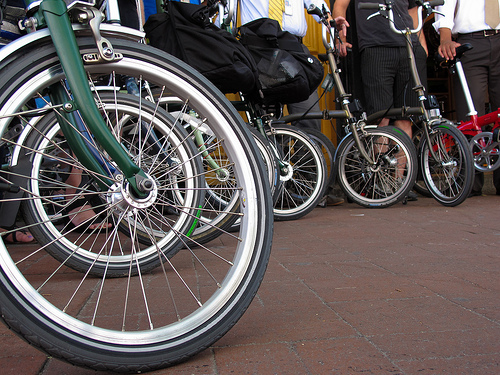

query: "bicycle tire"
left=0, top=37, right=273, bottom=372
left=336, top=126, right=418, bottom=208
left=248, top=125, right=281, bottom=203
left=419, top=121, right=474, bottom=206
left=411, top=125, right=433, bottom=197
left=266, top=125, right=327, bottom=221
left=301, top=128, right=336, bottom=191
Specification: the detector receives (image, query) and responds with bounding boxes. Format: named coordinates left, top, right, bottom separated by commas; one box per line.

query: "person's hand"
left=334, top=16, right=351, bottom=57
left=438, top=39, right=461, bottom=60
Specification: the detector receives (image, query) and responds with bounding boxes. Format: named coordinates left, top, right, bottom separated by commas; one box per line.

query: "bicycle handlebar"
left=422, top=0, right=444, bottom=6
left=358, top=0, right=443, bottom=34
left=357, top=2, right=380, bottom=10
left=358, top=0, right=443, bottom=9
left=307, top=4, right=323, bottom=18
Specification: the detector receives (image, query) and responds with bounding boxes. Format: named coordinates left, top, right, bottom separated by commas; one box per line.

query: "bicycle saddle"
left=435, top=43, right=473, bottom=68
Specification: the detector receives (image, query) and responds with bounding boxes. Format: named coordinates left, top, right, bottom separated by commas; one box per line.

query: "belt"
left=458, top=29, right=500, bottom=37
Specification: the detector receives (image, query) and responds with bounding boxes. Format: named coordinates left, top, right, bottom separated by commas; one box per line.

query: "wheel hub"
left=107, top=176, right=158, bottom=212
left=280, top=162, right=294, bottom=181
left=215, top=168, right=231, bottom=182
left=469, top=131, right=500, bottom=172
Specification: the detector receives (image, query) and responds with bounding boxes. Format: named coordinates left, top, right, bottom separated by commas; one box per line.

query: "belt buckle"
left=483, top=29, right=498, bottom=37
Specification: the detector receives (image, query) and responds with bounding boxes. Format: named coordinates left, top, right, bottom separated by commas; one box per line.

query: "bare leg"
left=379, top=118, right=412, bottom=178
left=65, top=166, right=112, bottom=230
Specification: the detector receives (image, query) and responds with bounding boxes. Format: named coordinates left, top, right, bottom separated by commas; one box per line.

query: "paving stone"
left=1, top=194, right=498, bottom=374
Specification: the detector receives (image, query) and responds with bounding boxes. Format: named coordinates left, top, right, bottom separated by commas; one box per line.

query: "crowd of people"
left=240, top=0, right=500, bottom=202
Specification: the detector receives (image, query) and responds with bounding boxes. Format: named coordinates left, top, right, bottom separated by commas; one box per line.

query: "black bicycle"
left=360, top=0, right=474, bottom=206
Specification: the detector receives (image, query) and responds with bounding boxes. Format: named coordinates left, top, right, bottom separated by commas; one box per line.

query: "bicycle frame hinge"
left=78, top=8, right=123, bottom=63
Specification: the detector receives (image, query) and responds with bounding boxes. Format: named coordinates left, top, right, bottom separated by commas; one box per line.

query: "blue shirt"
left=143, top=0, right=203, bottom=20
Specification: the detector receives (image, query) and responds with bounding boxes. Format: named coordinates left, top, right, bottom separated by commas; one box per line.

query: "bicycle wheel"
left=336, top=126, right=417, bottom=208
left=469, top=131, right=500, bottom=173
left=266, top=125, right=327, bottom=221
left=0, top=37, right=273, bottom=372
left=419, top=122, right=474, bottom=206
left=20, top=93, right=204, bottom=276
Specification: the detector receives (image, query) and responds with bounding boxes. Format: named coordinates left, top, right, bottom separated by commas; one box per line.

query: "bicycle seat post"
left=454, top=59, right=478, bottom=118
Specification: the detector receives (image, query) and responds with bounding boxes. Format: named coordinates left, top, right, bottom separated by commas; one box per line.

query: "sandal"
left=67, top=204, right=112, bottom=232
left=64, top=198, right=112, bottom=233
left=1, top=227, right=35, bottom=244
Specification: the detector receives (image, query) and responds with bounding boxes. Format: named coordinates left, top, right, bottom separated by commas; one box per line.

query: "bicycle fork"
left=29, top=0, right=152, bottom=197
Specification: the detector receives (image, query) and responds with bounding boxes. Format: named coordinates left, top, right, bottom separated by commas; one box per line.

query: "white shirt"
left=239, top=0, right=330, bottom=37
left=433, top=0, right=500, bottom=34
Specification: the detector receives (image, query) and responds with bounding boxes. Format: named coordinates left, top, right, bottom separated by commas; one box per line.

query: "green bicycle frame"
left=24, top=0, right=150, bottom=196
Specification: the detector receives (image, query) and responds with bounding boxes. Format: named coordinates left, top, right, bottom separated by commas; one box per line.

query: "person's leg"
left=118, top=0, right=140, bottom=29
left=455, top=35, right=491, bottom=195
left=455, top=35, right=490, bottom=120
left=487, top=35, right=500, bottom=194
left=386, top=46, right=420, bottom=200
left=394, top=119, right=412, bottom=138
left=65, top=166, right=112, bottom=230
left=493, top=169, right=500, bottom=195
left=392, top=45, right=428, bottom=139
left=360, top=47, right=398, bottom=117
left=289, top=90, right=344, bottom=206
left=487, top=35, right=500, bottom=112
left=287, top=90, right=322, bottom=132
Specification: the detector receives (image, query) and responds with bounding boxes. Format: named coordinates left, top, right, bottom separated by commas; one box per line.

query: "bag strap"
left=239, top=33, right=304, bottom=52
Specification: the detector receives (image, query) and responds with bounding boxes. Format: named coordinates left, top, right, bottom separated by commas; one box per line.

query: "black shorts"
left=360, top=45, right=427, bottom=117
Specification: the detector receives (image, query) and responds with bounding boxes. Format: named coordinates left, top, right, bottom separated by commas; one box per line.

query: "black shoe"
left=406, top=191, right=418, bottom=202
left=469, top=190, right=483, bottom=197
left=326, top=195, right=344, bottom=206
left=317, top=194, right=344, bottom=207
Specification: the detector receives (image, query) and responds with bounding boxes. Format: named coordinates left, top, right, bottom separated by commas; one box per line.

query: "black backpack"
left=237, top=18, right=325, bottom=105
left=144, top=1, right=259, bottom=94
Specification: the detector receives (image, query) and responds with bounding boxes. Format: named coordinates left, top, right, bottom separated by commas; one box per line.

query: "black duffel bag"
left=237, top=18, right=324, bottom=105
left=144, top=1, right=259, bottom=94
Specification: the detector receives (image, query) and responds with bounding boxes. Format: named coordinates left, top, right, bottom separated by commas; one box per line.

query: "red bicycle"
left=441, top=43, right=500, bottom=173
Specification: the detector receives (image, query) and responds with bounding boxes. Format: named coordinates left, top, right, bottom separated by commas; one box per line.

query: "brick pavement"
left=0, top=191, right=499, bottom=374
